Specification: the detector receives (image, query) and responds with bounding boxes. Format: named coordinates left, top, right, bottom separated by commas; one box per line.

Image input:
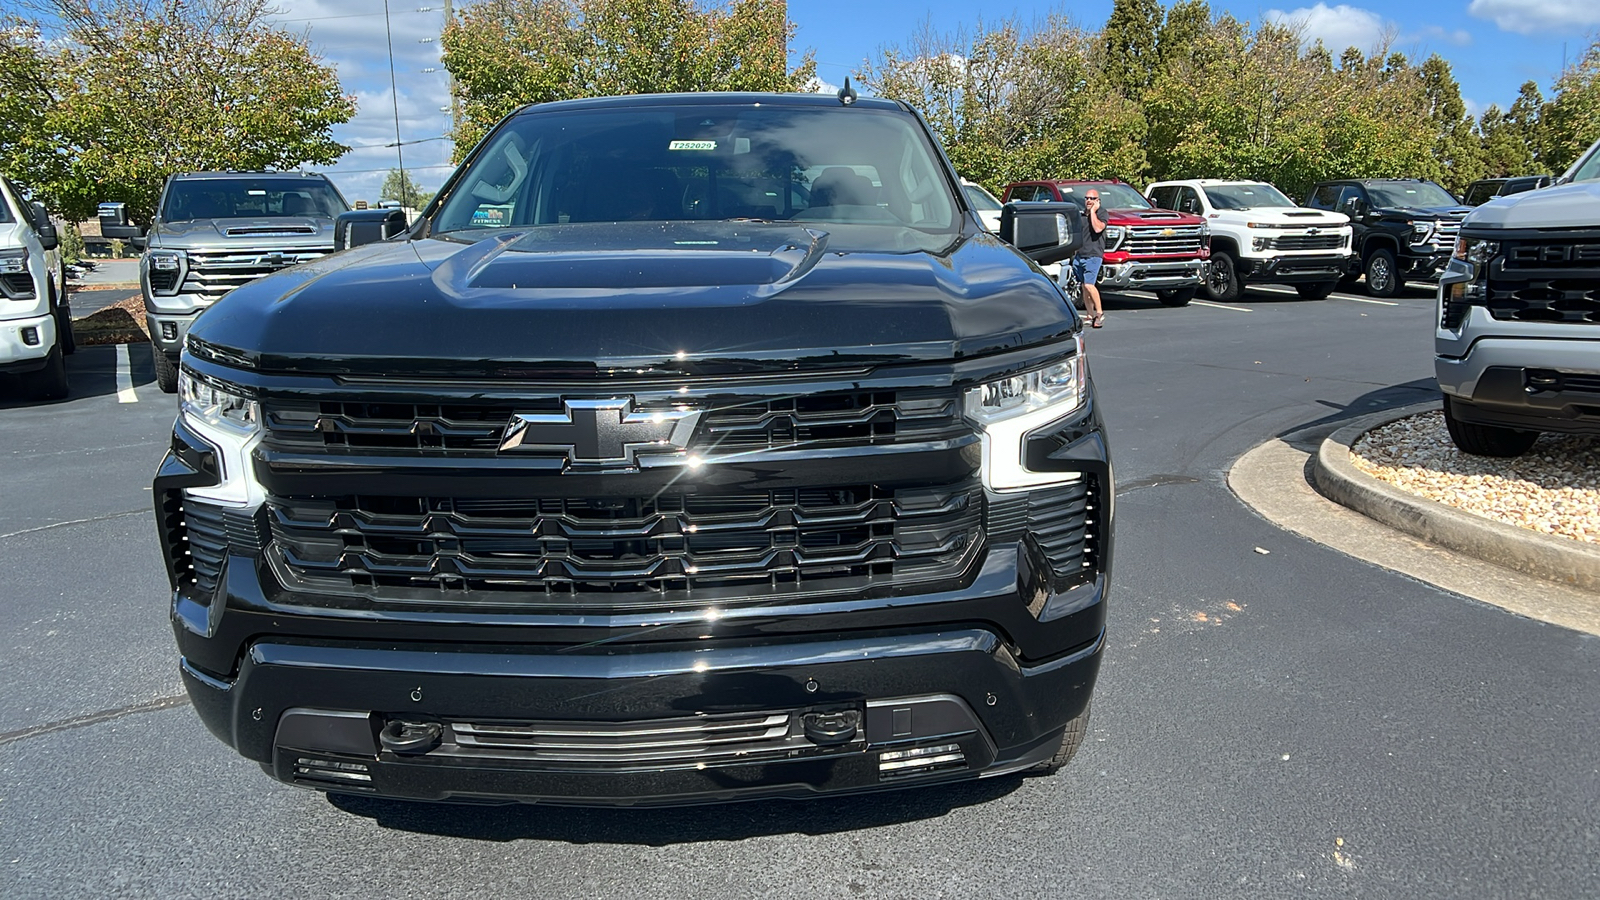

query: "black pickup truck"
left=153, top=92, right=1112, bottom=806
left=1306, top=178, right=1471, bottom=297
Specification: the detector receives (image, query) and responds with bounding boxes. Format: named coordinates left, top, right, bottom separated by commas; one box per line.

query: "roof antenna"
left=837, top=77, right=857, bottom=106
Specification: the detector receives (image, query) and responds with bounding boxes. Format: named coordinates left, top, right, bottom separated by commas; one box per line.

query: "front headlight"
left=146, top=249, right=187, bottom=295
left=964, top=338, right=1088, bottom=491
left=0, top=248, right=29, bottom=274
left=1453, top=238, right=1499, bottom=265
left=1103, top=225, right=1125, bottom=250
left=1410, top=221, right=1433, bottom=242
left=179, top=369, right=259, bottom=436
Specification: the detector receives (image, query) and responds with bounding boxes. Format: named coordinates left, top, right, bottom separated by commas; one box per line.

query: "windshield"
left=962, top=183, right=1002, bottom=211
left=1367, top=182, right=1458, bottom=209
left=1052, top=183, right=1150, bottom=210
left=162, top=178, right=348, bottom=220
left=1203, top=183, right=1294, bottom=210
left=434, top=104, right=958, bottom=240
left=1568, top=140, right=1600, bottom=182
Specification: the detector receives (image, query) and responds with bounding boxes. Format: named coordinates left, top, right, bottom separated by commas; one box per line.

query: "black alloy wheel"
left=1364, top=249, right=1402, bottom=298
left=1205, top=252, right=1242, bottom=302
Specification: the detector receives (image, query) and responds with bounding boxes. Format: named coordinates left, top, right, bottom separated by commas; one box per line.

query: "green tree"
left=1541, top=38, right=1600, bottom=172
left=0, top=1, right=354, bottom=224
left=859, top=16, right=1147, bottom=191
left=1102, top=0, right=1163, bottom=96
left=381, top=168, right=435, bottom=209
left=1419, top=54, right=1484, bottom=192
left=442, top=0, right=816, bottom=157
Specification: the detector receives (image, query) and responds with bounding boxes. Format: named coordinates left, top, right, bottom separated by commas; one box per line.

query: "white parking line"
left=1347, top=296, right=1400, bottom=306
left=1191, top=300, right=1252, bottom=312
left=116, top=344, right=138, bottom=403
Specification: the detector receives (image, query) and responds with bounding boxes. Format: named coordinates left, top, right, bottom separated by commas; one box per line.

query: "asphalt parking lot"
left=2, top=283, right=1596, bottom=898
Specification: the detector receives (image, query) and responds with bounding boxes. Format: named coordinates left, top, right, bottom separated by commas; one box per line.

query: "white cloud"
left=1266, top=3, right=1388, bottom=54
left=1464, top=97, right=1484, bottom=116
left=269, top=0, right=455, bottom=203
left=1415, top=25, right=1473, bottom=47
left=1468, top=0, right=1600, bottom=35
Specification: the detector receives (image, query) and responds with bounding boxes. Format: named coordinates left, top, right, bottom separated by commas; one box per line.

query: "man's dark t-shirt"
left=1080, top=213, right=1106, bottom=259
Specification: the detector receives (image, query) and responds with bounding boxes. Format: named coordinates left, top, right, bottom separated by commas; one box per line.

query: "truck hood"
left=1375, top=206, right=1472, bottom=220
left=1220, top=208, right=1349, bottom=226
left=187, top=221, right=1076, bottom=378
left=1104, top=208, right=1206, bottom=226
left=152, top=217, right=338, bottom=251
left=1465, top=181, right=1600, bottom=230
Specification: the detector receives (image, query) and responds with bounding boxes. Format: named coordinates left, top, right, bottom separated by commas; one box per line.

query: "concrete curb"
left=1312, top=402, right=1600, bottom=593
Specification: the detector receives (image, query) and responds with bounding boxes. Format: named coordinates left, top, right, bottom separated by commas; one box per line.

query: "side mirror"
left=31, top=203, right=59, bottom=251
left=98, top=201, right=146, bottom=241
left=999, top=202, right=1083, bottom=266
left=334, top=208, right=408, bottom=250
left=1340, top=197, right=1366, bottom=218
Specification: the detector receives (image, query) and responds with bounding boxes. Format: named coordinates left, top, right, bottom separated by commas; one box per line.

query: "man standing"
left=1073, top=190, right=1107, bottom=327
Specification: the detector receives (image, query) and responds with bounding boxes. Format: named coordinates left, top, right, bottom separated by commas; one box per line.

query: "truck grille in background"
left=260, top=389, right=965, bottom=457
left=267, top=481, right=982, bottom=605
left=1486, top=237, right=1600, bottom=324
left=157, top=492, right=267, bottom=596
left=1271, top=233, right=1344, bottom=251
left=1123, top=225, right=1204, bottom=256
left=180, top=249, right=330, bottom=303
left=1429, top=219, right=1463, bottom=248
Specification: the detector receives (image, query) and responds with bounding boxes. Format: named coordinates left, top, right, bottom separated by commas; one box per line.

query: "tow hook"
left=801, top=709, right=861, bottom=746
left=380, top=720, right=443, bottom=755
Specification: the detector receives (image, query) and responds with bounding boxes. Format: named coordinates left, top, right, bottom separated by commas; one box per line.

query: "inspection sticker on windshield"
left=669, top=140, right=716, bottom=151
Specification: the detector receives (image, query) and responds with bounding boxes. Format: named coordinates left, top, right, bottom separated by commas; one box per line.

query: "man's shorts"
left=1072, top=256, right=1103, bottom=285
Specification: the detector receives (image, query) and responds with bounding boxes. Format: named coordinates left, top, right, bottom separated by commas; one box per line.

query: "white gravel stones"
left=1349, top=411, right=1600, bottom=545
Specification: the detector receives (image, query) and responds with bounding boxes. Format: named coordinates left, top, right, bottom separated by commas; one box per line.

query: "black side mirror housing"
left=999, top=202, right=1084, bottom=266
left=1340, top=197, right=1366, bottom=218
left=334, top=208, right=409, bottom=250
left=31, top=202, right=59, bottom=251
left=98, top=201, right=146, bottom=241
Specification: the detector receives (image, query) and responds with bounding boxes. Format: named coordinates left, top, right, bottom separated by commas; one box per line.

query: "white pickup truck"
left=0, top=177, right=71, bottom=400
left=1146, top=179, right=1354, bottom=301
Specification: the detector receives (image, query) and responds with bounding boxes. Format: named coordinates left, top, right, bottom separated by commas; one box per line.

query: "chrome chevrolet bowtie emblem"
left=500, top=398, right=701, bottom=467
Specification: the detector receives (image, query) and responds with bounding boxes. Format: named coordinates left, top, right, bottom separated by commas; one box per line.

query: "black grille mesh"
left=268, top=482, right=982, bottom=604
left=158, top=493, right=267, bottom=596
left=1488, top=240, right=1600, bottom=324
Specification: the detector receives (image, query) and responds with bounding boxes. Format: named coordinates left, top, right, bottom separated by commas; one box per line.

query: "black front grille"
left=1272, top=233, right=1344, bottom=251
left=1487, top=237, right=1600, bottom=324
left=261, top=389, right=965, bottom=458
left=268, top=481, right=982, bottom=605
left=985, top=477, right=1102, bottom=589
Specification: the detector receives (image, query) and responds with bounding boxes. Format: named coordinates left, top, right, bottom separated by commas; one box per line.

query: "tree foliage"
left=381, top=168, right=434, bottom=210
left=441, top=0, right=816, bottom=157
left=0, top=1, right=354, bottom=224
left=863, top=10, right=1600, bottom=200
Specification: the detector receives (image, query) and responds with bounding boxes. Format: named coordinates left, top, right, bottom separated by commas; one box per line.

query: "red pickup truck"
left=1002, top=179, right=1210, bottom=306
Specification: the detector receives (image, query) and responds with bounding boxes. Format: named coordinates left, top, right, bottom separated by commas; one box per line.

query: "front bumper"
left=0, top=313, right=56, bottom=372
left=181, top=625, right=1102, bottom=806
left=1435, top=335, right=1600, bottom=436
left=1238, top=253, right=1354, bottom=283
left=145, top=307, right=200, bottom=357
left=1401, top=248, right=1452, bottom=281
left=1097, top=258, right=1203, bottom=290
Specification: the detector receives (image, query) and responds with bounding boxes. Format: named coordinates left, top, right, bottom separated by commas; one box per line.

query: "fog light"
left=20, top=326, right=39, bottom=346
left=878, top=742, right=965, bottom=778
left=161, top=322, right=178, bottom=340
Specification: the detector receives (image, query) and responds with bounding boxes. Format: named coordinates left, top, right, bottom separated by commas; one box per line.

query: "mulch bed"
left=73, top=295, right=148, bottom=346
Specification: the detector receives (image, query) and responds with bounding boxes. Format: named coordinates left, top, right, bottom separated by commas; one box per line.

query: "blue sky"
left=253, top=1, right=1596, bottom=199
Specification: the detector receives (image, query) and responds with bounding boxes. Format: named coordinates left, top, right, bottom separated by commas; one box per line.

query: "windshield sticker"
left=668, top=140, right=716, bottom=151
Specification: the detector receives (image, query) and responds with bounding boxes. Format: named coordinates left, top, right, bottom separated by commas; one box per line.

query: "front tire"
left=1156, top=286, right=1196, bottom=307
left=1029, top=704, right=1091, bottom=774
left=1296, top=281, right=1337, bottom=300
left=152, top=340, right=179, bottom=393
left=54, top=285, right=75, bottom=355
left=20, top=345, right=69, bottom=401
left=1204, top=252, right=1242, bottom=302
left=1364, top=249, right=1402, bottom=298
left=1443, top=397, right=1538, bottom=457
